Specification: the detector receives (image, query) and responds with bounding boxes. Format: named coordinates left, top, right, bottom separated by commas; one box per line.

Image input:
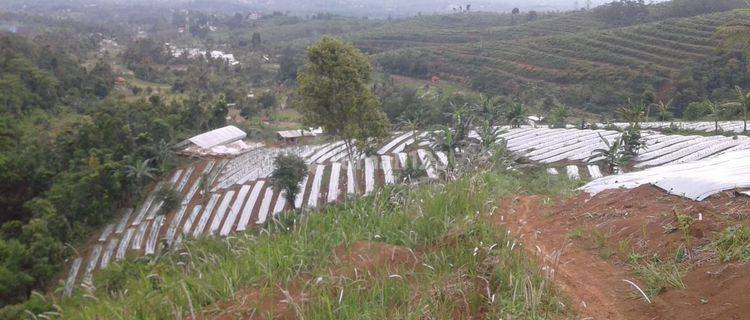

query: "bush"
left=399, top=156, right=426, bottom=182
left=271, top=154, right=308, bottom=209
left=155, top=187, right=180, bottom=215
left=683, top=101, right=710, bottom=120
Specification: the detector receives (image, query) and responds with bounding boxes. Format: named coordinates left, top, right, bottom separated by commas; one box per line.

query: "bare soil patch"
left=491, top=185, right=750, bottom=320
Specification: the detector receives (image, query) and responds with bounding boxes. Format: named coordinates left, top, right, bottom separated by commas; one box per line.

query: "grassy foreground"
left=44, top=169, right=579, bottom=319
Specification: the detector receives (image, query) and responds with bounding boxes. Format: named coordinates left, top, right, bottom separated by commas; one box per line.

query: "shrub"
left=400, top=156, right=426, bottom=182
left=271, top=154, right=308, bottom=209
left=683, top=101, right=710, bottom=120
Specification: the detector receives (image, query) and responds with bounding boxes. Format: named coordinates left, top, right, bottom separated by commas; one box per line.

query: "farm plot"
left=69, top=124, right=750, bottom=292
left=256, top=188, right=275, bottom=225
left=237, top=181, right=265, bottom=231
left=220, top=185, right=252, bottom=236
left=499, top=127, right=747, bottom=171
left=612, top=121, right=749, bottom=134
left=328, top=162, right=342, bottom=203
left=583, top=150, right=750, bottom=201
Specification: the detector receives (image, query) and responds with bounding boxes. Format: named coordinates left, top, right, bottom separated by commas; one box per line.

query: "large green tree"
left=295, top=37, right=390, bottom=159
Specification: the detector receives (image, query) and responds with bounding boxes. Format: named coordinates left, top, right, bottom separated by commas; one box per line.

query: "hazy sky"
left=0, top=0, right=673, bottom=18
left=227, top=0, right=672, bottom=16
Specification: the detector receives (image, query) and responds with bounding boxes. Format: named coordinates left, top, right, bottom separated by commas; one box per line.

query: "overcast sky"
left=0, top=0, right=673, bottom=18
left=225, top=0, right=672, bottom=16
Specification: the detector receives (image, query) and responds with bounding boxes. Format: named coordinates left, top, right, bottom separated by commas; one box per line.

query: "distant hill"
left=366, top=7, right=750, bottom=115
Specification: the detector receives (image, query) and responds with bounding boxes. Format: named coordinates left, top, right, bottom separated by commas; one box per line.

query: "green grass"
left=713, top=225, right=750, bottom=263
left=47, top=169, right=579, bottom=319
left=632, top=260, right=686, bottom=298
left=566, top=228, right=585, bottom=240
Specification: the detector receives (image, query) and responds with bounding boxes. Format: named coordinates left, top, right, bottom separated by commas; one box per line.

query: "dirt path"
left=491, top=187, right=750, bottom=320
left=490, top=196, right=652, bottom=319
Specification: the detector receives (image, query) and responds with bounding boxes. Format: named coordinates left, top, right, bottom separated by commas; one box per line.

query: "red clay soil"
left=191, top=241, right=419, bottom=320
left=491, top=185, right=750, bottom=320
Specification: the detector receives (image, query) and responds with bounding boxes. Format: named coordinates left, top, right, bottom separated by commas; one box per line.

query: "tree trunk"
left=287, top=190, right=296, bottom=210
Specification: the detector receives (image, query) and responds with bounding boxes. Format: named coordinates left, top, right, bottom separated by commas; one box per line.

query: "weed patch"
left=632, top=261, right=686, bottom=298
left=714, top=225, right=750, bottom=263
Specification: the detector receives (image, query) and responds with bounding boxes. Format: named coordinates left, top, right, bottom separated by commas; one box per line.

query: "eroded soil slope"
left=493, top=185, right=750, bottom=320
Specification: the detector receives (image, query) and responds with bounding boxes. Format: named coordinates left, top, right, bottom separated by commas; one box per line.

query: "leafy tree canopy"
left=295, top=37, right=390, bottom=149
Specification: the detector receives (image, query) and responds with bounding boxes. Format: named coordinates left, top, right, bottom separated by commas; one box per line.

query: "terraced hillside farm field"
left=356, top=11, right=609, bottom=53
left=62, top=126, right=750, bottom=295
left=374, top=10, right=749, bottom=109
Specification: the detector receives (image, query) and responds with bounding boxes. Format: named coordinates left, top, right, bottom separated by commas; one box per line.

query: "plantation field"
left=370, top=10, right=750, bottom=112
left=355, top=11, right=609, bottom=53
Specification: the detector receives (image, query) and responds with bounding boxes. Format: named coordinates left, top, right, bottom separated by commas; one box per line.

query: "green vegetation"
left=399, top=156, right=427, bottom=182
left=0, top=33, right=230, bottom=310
left=632, top=260, right=686, bottom=298
left=713, top=225, right=750, bottom=262
left=376, top=8, right=750, bottom=116
left=4, top=0, right=750, bottom=314
left=30, top=169, right=580, bottom=319
left=722, top=86, right=750, bottom=132
left=270, top=154, right=308, bottom=209
left=567, top=228, right=585, bottom=240
left=588, top=134, right=633, bottom=174
left=296, top=37, right=391, bottom=157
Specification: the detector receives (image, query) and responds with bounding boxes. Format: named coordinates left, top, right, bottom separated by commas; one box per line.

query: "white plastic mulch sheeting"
left=581, top=151, right=750, bottom=201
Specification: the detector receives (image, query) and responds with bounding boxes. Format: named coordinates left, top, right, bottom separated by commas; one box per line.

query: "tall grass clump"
left=53, top=168, right=578, bottom=319
left=632, top=260, right=686, bottom=298
left=713, top=225, right=750, bottom=262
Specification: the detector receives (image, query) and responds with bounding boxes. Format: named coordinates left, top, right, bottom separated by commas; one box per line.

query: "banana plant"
left=618, top=100, right=645, bottom=126
left=432, top=127, right=457, bottom=170
left=588, top=133, right=632, bottom=174
left=655, top=99, right=673, bottom=122
left=550, top=105, right=570, bottom=128
left=705, top=100, right=725, bottom=134
left=505, top=102, right=527, bottom=128
left=477, top=120, right=501, bottom=150
left=721, top=86, right=750, bottom=133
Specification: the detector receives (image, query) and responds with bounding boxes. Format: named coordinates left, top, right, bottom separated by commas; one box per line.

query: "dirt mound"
left=192, top=241, right=419, bottom=320
left=331, top=241, right=420, bottom=278
left=493, top=186, right=750, bottom=320
left=557, top=185, right=749, bottom=260
left=660, top=263, right=750, bottom=320
left=199, top=283, right=303, bottom=320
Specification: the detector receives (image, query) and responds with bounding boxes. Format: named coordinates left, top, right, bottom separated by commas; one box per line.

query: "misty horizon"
left=1, top=0, right=672, bottom=18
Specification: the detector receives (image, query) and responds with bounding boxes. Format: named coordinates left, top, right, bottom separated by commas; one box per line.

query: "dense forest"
left=2, top=0, right=750, bottom=316
left=0, top=31, right=233, bottom=314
